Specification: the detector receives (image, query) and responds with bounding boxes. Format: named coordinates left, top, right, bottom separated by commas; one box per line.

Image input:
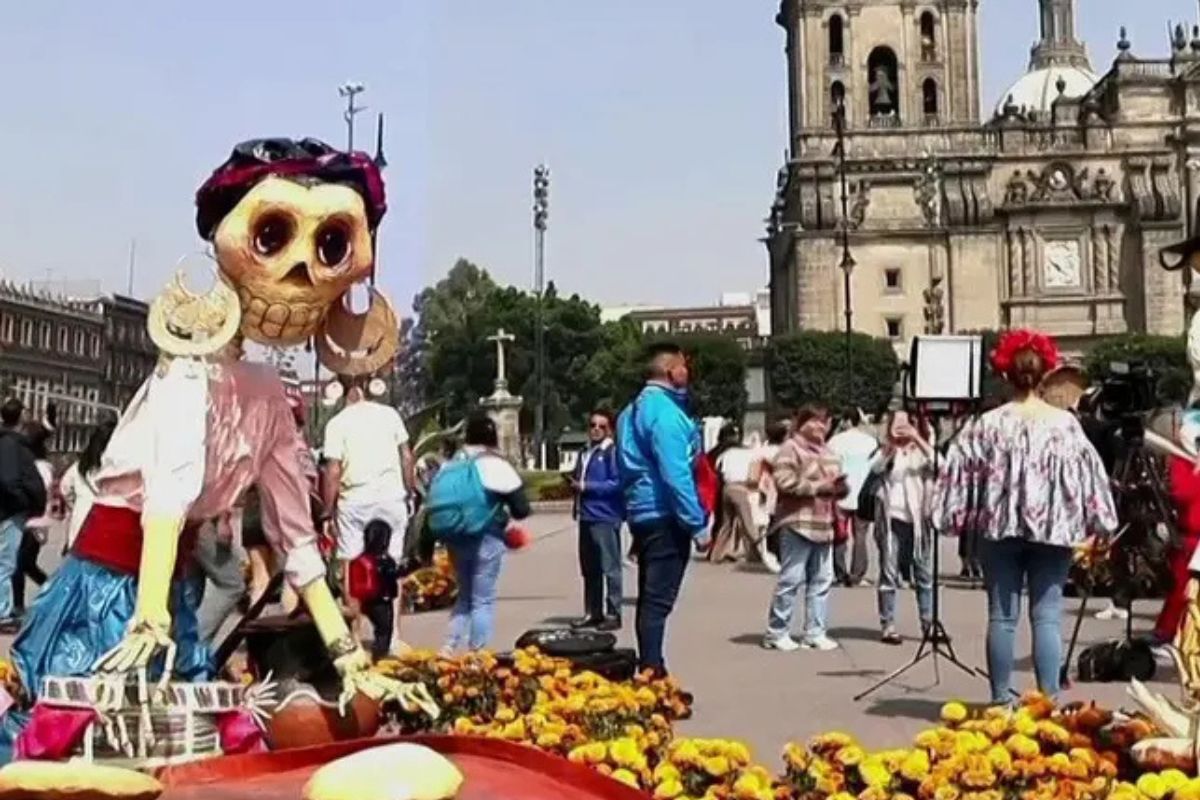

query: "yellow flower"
left=941, top=702, right=969, bottom=724
left=836, top=746, right=866, bottom=767
left=984, top=745, right=1011, bottom=772
left=811, top=732, right=857, bottom=753
left=933, top=785, right=960, bottom=800
left=653, top=762, right=681, bottom=784
left=1137, top=773, right=1168, bottom=800
left=901, top=749, right=931, bottom=782
left=611, top=769, right=640, bottom=789
left=1175, top=777, right=1200, bottom=800
left=1109, top=781, right=1141, bottom=800
left=915, top=729, right=942, bottom=750
left=672, top=739, right=702, bottom=766
left=732, top=768, right=773, bottom=800
left=1003, top=734, right=1039, bottom=759
left=830, top=794, right=857, bottom=800
left=702, top=755, right=730, bottom=778
left=610, top=737, right=647, bottom=770
left=654, top=780, right=683, bottom=799
left=1160, top=769, right=1190, bottom=792
left=859, top=756, right=893, bottom=789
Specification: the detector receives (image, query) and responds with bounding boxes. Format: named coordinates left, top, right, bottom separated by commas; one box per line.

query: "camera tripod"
left=1060, top=423, right=1178, bottom=683
left=854, top=413, right=988, bottom=702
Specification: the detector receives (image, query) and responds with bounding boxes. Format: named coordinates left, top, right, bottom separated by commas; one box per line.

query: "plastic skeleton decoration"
left=0, top=138, right=426, bottom=766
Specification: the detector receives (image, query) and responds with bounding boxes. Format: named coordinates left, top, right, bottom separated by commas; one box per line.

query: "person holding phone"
left=866, top=410, right=936, bottom=645
left=762, top=405, right=846, bottom=652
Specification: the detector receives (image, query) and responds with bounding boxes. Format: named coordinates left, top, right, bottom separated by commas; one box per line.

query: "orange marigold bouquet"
left=401, top=546, right=458, bottom=613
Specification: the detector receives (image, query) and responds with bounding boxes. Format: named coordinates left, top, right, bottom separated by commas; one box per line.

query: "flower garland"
left=989, top=329, right=1060, bottom=377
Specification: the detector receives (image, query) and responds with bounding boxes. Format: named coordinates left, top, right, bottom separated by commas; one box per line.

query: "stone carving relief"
left=1127, top=157, right=1183, bottom=221
left=1002, top=162, right=1120, bottom=206
left=847, top=181, right=871, bottom=230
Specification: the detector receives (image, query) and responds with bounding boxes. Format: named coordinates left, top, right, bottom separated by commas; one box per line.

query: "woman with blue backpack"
left=426, top=414, right=531, bottom=653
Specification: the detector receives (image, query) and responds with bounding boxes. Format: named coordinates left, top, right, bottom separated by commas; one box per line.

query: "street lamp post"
left=338, top=82, right=367, bottom=151
left=832, top=100, right=857, bottom=406
left=532, top=165, right=550, bottom=469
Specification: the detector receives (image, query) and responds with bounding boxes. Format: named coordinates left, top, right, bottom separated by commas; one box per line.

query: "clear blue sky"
left=0, top=0, right=1188, bottom=314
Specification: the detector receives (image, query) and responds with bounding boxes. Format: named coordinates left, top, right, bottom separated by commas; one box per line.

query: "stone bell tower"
left=777, top=0, right=982, bottom=140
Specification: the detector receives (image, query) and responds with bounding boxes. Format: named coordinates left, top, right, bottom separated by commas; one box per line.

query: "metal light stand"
left=854, top=407, right=988, bottom=702
left=833, top=100, right=856, bottom=405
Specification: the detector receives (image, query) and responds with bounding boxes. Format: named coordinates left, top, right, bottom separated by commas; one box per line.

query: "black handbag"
left=855, top=463, right=886, bottom=522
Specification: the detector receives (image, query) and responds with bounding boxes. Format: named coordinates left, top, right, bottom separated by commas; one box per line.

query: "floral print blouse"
left=934, top=404, right=1118, bottom=548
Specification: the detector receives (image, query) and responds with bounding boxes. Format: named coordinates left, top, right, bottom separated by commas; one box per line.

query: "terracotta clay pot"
left=263, top=680, right=382, bottom=751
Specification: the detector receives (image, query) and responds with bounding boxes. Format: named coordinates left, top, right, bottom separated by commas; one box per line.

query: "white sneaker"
left=1094, top=603, right=1130, bottom=621
left=762, top=635, right=801, bottom=652
left=802, top=635, right=839, bottom=651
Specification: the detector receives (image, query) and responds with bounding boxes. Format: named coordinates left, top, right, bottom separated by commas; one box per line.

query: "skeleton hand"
left=332, top=641, right=439, bottom=720
left=93, top=618, right=176, bottom=695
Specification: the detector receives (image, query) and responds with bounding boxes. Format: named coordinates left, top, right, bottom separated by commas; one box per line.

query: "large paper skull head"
left=195, top=138, right=387, bottom=347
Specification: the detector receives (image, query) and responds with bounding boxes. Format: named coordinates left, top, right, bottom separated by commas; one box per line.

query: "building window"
left=39, top=323, right=50, bottom=350
left=829, top=14, right=845, bottom=65
left=867, top=46, right=900, bottom=122
left=922, top=78, right=940, bottom=118
left=885, top=317, right=903, bottom=340
left=57, top=327, right=68, bottom=352
left=0, top=315, right=11, bottom=343
left=91, top=334, right=100, bottom=358
left=19, top=319, right=32, bottom=347
left=884, top=268, right=903, bottom=293
left=920, top=11, right=938, bottom=61
left=831, top=80, right=846, bottom=114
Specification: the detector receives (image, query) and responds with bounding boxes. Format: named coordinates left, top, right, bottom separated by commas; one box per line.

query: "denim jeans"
left=444, top=533, right=506, bottom=652
left=579, top=521, right=623, bottom=620
left=0, top=517, right=25, bottom=620
left=192, top=524, right=247, bottom=647
left=630, top=518, right=693, bottom=672
left=982, top=538, right=1072, bottom=704
left=766, top=530, right=834, bottom=642
left=876, top=518, right=933, bottom=629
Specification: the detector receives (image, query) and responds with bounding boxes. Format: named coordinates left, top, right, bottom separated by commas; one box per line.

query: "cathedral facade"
left=765, top=0, right=1200, bottom=351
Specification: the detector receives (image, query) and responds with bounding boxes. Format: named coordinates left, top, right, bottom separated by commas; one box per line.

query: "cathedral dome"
left=993, top=65, right=1099, bottom=118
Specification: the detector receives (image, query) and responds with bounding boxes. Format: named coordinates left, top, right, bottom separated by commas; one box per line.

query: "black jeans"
left=362, top=597, right=395, bottom=660
left=630, top=518, right=693, bottom=672
left=579, top=521, right=623, bottom=620
left=13, top=530, right=46, bottom=612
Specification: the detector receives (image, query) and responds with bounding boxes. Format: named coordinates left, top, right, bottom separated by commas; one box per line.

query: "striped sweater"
left=769, top=435, right=843, bottom=542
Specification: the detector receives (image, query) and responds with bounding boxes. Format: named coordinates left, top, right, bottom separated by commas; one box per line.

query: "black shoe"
left=596, top=616, right=622, bottom=632
left=570, top=616, right=603, bottom=630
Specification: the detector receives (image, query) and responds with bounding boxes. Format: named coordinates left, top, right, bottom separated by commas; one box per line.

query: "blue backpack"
left=427, top=455, right=503, bottom=542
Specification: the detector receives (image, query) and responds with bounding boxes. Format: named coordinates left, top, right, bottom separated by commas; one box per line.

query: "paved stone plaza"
left=3, top=512, right=1181, bottom=769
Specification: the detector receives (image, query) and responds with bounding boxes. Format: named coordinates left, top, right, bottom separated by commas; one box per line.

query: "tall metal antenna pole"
left=126, top=239, right=136, bottom=296
left=532, top=164, right=550, bottom=469
left=338, top=82, right=367, bottom=151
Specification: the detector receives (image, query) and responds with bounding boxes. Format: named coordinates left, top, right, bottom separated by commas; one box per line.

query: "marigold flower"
left=653, top=779, right=683, bottom=799
left=836, top=746, right=866, bottom=767
left=901, top=749, right=931, bottom=782
left=1160, top=768, right=1189, bottom=792
left=1137, top=773, right=1168, bottom=800
left=703, top=755, right=730, bottom=778
left=859, top=756, right=893, bottom=789
left=941, top=702, right=969, bottom=724
left=611, top=768, right=640, bottom=789
left=1174, top=777, right=1200, bottom=800
left=932, top=785, right=960, bottom=800
left=1004, top=734, right=1039, bottom=760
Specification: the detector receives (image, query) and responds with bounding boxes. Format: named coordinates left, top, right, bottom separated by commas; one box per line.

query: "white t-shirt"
left=716, top=446, right=756, bottom=484
left=827, top=427, right=880, bottom=511
left=323, top=401, right=410, bottom=503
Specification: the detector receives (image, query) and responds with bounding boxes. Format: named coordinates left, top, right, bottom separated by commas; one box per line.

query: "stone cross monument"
left=479, top=328, right=524, bottom=465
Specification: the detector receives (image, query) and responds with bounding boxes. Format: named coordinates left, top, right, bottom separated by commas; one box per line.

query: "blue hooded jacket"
left=616, top=384, right=707, bottom=536
left=572, top=440, right=624, bottom=524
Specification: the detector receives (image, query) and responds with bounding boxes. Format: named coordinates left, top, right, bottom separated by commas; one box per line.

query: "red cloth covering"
left=217, top=709, right=266, bottom=755
left=15, top=705, right=97, bottom=761
left=71, top=504, right=197, bottom=577
left=1155, top=457, right=1200, bottom=641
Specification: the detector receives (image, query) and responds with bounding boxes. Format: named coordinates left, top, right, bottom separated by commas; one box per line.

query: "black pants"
left=363, top=597, right=395, bottom=660
left=13, top=530, right=46, bottom=612
left=630, top=518, right=693, bottom=673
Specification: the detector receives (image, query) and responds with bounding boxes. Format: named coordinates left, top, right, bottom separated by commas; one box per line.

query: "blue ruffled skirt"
left=0, top=555, right=211, bottom=763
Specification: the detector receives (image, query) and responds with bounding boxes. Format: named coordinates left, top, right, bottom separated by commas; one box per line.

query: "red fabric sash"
left=71, top=504, right=198, bottom=577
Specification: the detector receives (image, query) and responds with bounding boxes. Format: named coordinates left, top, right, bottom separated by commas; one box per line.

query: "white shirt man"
left=826, top=412, right=879, bottom=586
left=322, top=393, right=414, bottom=561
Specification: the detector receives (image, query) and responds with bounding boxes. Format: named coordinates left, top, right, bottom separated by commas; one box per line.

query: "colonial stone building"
left=0, top=284, right=153, bottom=452
left=766, top=0, right=1200, bottom=351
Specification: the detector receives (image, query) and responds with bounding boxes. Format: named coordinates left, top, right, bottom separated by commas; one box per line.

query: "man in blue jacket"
left=569, top=409, right=624, bottom=631
left=617, top=343, right=710, bottom=673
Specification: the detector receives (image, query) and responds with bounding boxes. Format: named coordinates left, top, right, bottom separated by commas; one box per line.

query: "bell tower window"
left=867, top=47, right=900, bottom=124
left=829, top=15, right=845, bottom=66
left=920, top=12, right=938, bottom=61
left=922, top=78, right=940, bottom=119
left=831, top=80, right=846, bottom=114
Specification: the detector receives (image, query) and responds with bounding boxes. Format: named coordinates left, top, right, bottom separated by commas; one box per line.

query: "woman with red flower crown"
left=935, top=329, right=1118, bottom=705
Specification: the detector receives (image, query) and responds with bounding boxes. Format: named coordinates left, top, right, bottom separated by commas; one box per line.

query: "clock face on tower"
left=1042, top=240, right=1082, bottom=289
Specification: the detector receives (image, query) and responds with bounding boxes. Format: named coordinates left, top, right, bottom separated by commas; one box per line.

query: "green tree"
left=767, top=331, right=899, bottom=414
left=677, top=334, right=748, bottom=419
left=1083, top=334, right=1189, bottom=405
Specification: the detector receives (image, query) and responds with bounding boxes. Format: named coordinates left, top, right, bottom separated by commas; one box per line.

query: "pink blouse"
left=93, top=357, right=324, bottom=589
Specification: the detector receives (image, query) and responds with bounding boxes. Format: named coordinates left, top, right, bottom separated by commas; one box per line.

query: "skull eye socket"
left=252, top=213, right=293, bottom=257
left=315, top=221, right=352, bottom=269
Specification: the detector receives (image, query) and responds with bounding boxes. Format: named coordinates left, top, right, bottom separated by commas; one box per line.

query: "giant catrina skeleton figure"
left=0, top=138, right=428, bottom=763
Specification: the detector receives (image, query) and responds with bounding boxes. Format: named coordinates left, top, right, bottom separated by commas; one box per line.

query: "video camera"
left=1090, top=361, right=1159, bottom=420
